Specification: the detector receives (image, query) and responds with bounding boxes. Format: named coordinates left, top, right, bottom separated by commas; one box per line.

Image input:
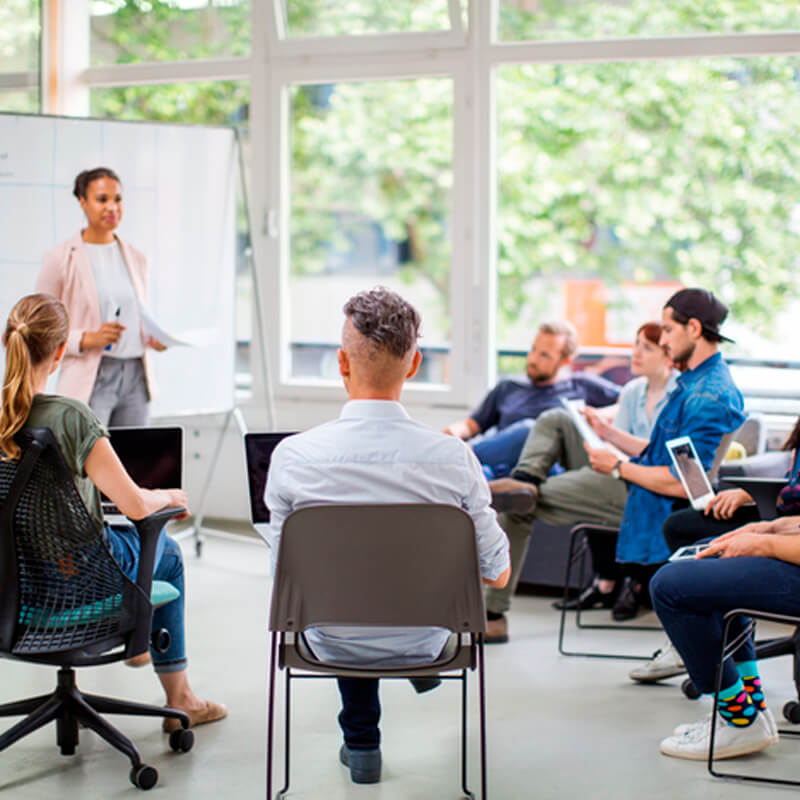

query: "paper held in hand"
left=559, top=397, right=607, bottom=450
left=140, top=304, right=218, bottom=348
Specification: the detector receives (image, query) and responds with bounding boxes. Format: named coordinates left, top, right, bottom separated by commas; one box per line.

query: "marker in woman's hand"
left=105, top=307, right=120, bottom=351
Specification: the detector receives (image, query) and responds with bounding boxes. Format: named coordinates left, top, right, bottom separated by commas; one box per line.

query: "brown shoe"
left=163, top=700, right=228, bottom=733
left=485, top=615, right=508, bottom=644
left=488, top=478, right=537, bottom=514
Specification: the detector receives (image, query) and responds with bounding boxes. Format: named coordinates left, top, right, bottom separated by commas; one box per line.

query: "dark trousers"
left=662, top=505, right=761, bottom=553
left=651, top=554, right=800, bottom=694
left=337, top=678, right=380, bottom=750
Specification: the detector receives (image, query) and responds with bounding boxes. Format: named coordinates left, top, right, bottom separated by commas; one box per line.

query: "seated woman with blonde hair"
left=0, top=293, right=225, bottom=732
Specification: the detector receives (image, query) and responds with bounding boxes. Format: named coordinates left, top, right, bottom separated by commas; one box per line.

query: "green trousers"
left=485, top=408, right=628, bottom=616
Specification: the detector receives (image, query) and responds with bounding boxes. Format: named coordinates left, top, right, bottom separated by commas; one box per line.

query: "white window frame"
left=33, top=1, right=800, bottom=415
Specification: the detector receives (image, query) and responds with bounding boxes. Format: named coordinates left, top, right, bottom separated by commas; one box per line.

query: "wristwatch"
left=611, top=459, right=623, bottom=480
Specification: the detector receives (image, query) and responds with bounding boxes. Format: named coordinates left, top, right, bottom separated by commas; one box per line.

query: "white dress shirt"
left=264, top=399, right=509, bottom=666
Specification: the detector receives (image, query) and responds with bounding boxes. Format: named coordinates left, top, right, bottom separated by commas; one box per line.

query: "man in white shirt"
left=265, top=287, right=510, bottom=785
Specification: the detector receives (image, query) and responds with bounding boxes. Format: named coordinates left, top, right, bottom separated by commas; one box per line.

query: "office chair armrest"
left=125, top=506, right=185, bottom=660
left=131, top=506, right=187, bottom=596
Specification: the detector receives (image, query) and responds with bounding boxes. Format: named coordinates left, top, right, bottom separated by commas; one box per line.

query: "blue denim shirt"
left=616, top=353, right=745, bottom=565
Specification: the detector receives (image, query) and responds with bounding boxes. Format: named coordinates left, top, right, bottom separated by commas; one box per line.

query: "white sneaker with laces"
left=660, top=710, right=778, bottom=761
left=629, top=641, right=685, bottom=682
left=674, top=706, right=777, bottom=739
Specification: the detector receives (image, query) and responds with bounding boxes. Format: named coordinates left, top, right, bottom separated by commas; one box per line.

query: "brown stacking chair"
left=266, top=503, right=489, bottom=799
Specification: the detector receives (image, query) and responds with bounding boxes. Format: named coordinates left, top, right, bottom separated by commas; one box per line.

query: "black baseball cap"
left=664, top=288, right=734, bottom=344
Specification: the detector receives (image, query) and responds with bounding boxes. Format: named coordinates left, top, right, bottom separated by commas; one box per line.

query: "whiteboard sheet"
left=0, top=113, right=237, bottom=417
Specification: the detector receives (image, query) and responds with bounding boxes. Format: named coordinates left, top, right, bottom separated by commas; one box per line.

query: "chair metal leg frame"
left=266, top=632, right=487, bottom=800
left=266, top=632, right=278, bottom=800
left=557, top=527, right=660, bottom=660
left=709, top=610, right=800, bottom=788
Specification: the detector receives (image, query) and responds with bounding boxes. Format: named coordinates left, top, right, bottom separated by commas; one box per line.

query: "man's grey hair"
left=343, top=287, right=421, bottom=359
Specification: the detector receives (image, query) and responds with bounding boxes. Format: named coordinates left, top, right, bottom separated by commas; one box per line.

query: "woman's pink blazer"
left=36, top=230, right=155, bottom=405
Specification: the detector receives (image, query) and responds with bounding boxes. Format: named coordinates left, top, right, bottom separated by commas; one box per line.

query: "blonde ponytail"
left=0, top=294, right=69, bottom=460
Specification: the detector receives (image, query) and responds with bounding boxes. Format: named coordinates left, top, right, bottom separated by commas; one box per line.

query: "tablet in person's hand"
left=666, top=436, right=716, bottom=511
left=668, top=543, right=715, bottom=561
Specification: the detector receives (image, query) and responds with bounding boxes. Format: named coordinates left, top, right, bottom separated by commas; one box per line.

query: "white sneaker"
left=660, top=711, right=778, bottom=761
left=629, top=642, right=685, bottom=682
left=674, top=706, right=778, bottom=739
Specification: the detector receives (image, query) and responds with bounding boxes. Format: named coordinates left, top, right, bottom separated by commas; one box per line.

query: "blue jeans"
left=472, top=418, right=535, bottom=479
left=105, top=524, right=187, bottom=674
left=337, top=678, right=380, bottom=750
left=651, top=552, right=800, bottom=694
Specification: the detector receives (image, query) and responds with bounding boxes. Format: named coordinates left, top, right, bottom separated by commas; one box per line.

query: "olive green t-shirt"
left=26, top=394, right=109, bottom=529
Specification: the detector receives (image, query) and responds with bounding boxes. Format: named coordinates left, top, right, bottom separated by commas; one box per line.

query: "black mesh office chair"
left=267, top=504, right=489, bottom=800
left=0, top=427, right=193, bottom=790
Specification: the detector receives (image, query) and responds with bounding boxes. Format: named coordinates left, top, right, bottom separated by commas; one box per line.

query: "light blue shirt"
left=264, top=399, right=510, bottom=666
left=613, top=371, right=679, bottom=439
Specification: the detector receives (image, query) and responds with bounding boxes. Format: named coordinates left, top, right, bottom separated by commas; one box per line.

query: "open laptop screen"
left=244, top=432, right=296, bottom=525
left=102, top=426, right=183, bottom=507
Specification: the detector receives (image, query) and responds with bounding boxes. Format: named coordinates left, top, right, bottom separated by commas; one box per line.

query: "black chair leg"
left=277, top=670, right=291, bottom=799
left=71, top=691, right=143, bottom=769
left=478, top=641, right=487, bottom=800
left=0, top=694, right=61, bottom=752
left=0, top=692, right=59, bottom=718
left=82, top=691, right=189, bottom=729
left=460, top=668, right=473, bottom=800
left=266, top=633, right=278, bottom=800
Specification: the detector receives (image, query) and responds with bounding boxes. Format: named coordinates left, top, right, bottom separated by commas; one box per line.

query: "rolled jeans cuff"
left=154, top=658, right=188, bottom=675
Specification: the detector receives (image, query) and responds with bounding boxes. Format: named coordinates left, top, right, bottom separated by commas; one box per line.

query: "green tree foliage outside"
left=88, top=0, right=800, bottom=344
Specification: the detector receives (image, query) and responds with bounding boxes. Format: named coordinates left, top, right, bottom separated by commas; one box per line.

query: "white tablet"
left=668, top=543, right=712, bottom=561
left=666, top=436, right=716, bottom=511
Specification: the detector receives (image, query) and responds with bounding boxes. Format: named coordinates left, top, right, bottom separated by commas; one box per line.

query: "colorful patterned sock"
left=736, top=660, right=767, bottom=712
left=717, top=678, right=757, bottom=728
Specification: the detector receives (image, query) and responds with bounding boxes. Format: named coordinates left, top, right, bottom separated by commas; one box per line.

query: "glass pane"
left=497, top=58, right=800, bottom=370
left=91, top=81, right=253, bottom=395
left=289, top=78, right=453, bottom=384
left=90, top=0, right=251, bottom=65
left=0, top=89, right=39, bottom=114
left=284, top=0, right=452, bottom=37
left=498, top=0, right=800, bottom=42
left=0, top=0, right=40, bottom=72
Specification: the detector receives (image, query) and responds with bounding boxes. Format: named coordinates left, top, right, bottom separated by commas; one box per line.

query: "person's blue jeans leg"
left=150, top=534, right=187, bottom=673
left=104, top=524, right=187, bottom=673
left=650, top=554, right=800, bottom=694
left=472, top=419, right=535, bottom=479
left=337, top=678, right=380, bottom=750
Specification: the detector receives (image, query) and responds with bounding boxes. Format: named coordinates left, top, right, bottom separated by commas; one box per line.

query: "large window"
left=497, top=57, right=800, bottom=364
left=498, top=0, right=800, bottom=42
left=13, top=2, right=800, bottom=414
left=287, top=77, right=454, bottom=385
left=89, top=0, right=251, bottom=64
left=0, top=0, right=40, bottom=114
left=282, top=1, right=462, bottom=37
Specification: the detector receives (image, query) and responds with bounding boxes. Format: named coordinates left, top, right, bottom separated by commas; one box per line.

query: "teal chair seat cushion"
left=18, top=580, right=179, bottom=629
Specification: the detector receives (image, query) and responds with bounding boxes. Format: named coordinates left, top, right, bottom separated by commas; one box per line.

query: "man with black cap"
left=485, top=287, right=745, bottom=642
left=581, top=287, right=745, bottom=614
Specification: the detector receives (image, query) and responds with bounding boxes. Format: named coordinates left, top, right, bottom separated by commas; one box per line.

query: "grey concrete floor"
left=0, top=533, right=797, bottom=799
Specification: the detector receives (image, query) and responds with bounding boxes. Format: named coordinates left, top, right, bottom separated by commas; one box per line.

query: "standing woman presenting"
left=36, top=167, right=164, bottom=425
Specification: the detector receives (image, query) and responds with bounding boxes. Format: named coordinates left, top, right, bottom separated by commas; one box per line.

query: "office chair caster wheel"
left=681, top=677, right=701, bottom=699
left=130, top=764, right=158, bottom=790
left=783, top=700, right=800, bottom=724
left=169, top=727, right=195, bottom=752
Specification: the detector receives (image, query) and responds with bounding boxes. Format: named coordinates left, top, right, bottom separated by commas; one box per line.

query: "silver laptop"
left=102, top=426, right=183, bottom=525
left=243, top=432, right=296, bottom=540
